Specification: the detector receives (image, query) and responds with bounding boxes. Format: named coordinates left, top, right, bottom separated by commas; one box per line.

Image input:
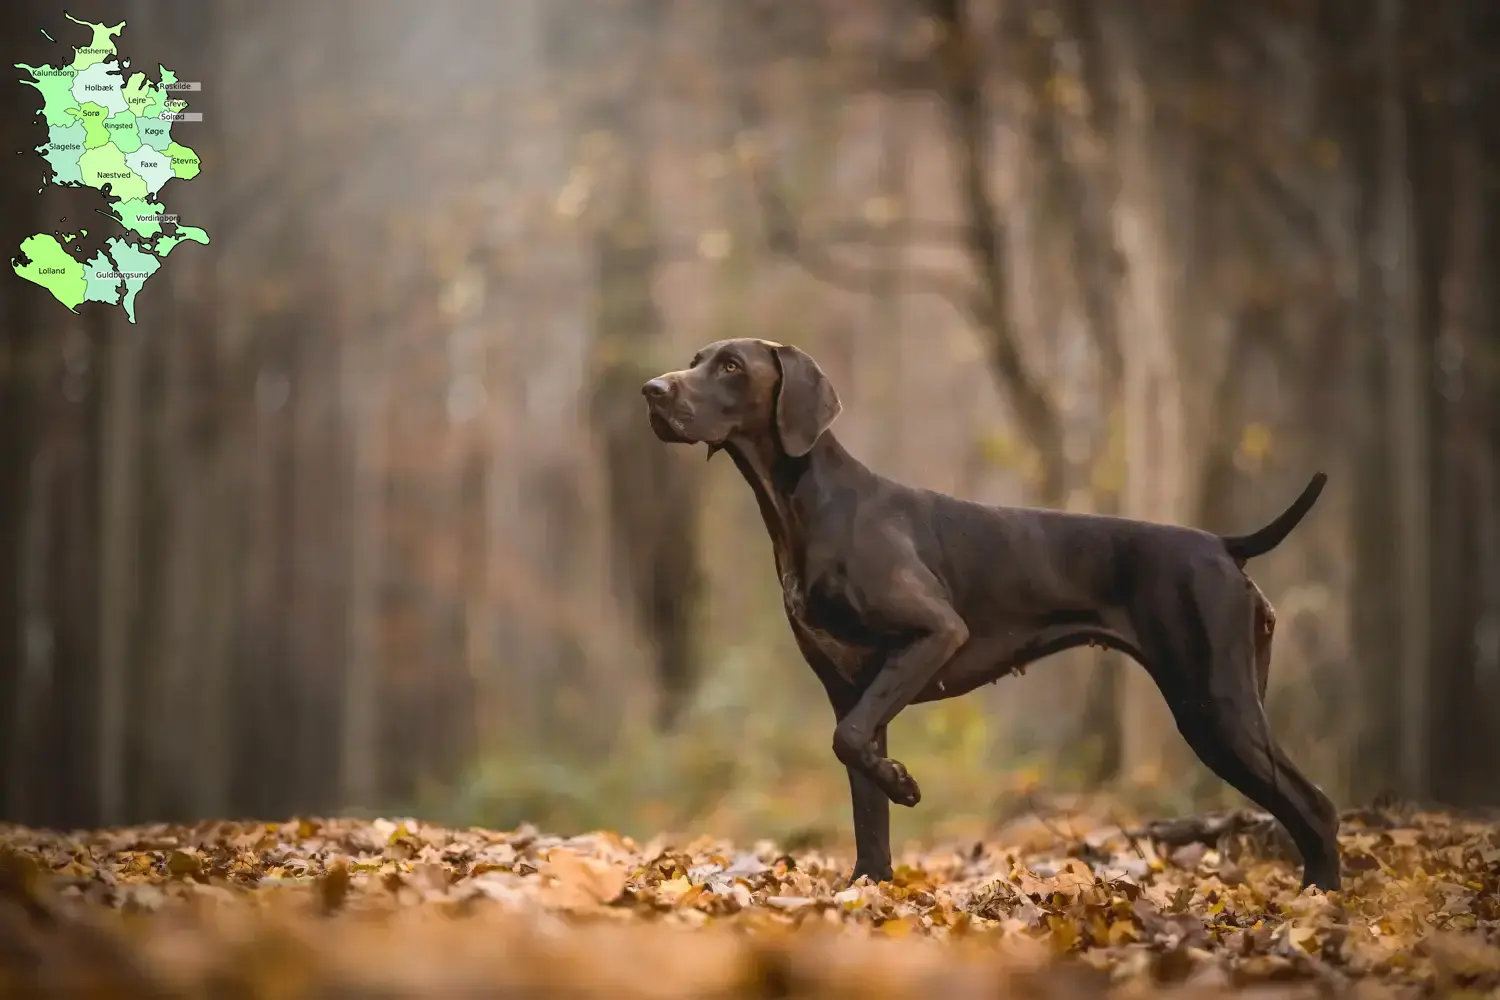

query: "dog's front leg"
left=821, top=675, right=894, bottom=885
left=832, top=590, right=968, bottom=807
left=845, top=725, right=892, bottom=885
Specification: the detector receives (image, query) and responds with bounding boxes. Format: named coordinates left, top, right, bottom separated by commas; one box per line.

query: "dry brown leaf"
left=541, top=848, right=628, bottom=910
left=166, top=849, right=203, bottom=878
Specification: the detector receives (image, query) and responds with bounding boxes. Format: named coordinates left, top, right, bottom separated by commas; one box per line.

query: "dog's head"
left=641, top=339, right=841, bottom=458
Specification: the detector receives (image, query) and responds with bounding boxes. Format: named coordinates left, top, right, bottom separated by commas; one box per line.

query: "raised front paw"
left=876, top=757, right=921, bottom=807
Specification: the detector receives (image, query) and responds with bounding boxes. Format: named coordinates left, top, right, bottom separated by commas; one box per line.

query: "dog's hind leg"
left=1139, top=568, right=1341, bottom=891
left=1180, top=699, right=1340, bottom=890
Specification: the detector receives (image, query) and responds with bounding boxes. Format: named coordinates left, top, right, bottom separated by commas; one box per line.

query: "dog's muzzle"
left=642, top=377, right=693, bottom=442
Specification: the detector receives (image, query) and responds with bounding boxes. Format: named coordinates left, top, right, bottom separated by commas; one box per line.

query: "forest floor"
left=2, top=806, right=1497, bottom=999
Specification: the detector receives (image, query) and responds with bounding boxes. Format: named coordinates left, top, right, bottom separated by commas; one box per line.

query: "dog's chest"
left=780, top=569, right=874, bottom=682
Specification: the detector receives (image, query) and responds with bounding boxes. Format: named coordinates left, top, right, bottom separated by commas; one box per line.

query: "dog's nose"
left=641, top=378, right=673, bottom=402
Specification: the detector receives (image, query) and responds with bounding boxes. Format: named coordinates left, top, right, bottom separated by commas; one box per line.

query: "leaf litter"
left=1, top=806, right=1496, bottom=998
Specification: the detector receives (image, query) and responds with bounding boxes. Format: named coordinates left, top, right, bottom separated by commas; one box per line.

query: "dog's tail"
left=1220, top=472, right=1328, bottom=565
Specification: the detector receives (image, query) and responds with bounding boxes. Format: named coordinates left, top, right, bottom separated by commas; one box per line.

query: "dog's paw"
left=1300, top=866, right=1342, bottom=894
left=877, top=758, right=921, bottom=807
left=846, top=863, right=893, bottom=887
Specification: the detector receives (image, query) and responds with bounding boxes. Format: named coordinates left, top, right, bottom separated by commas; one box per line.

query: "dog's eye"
left=719, top=359, right=740, bottom=375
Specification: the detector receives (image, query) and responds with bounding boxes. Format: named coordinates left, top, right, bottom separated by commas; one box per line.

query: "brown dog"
left=642, top=339, right=1339, bottom=891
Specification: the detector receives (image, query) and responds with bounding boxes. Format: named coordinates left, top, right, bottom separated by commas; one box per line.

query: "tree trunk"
left=1421, top=1, right=1500, bottom=806
left=96, top=321, right=141, bottom=825
left=340, top=311, right=387, bottom=811
left=47, top=323, right=103, bottom=828
left=0, top=0, right=48, bottom=821
left=589, top=169, right=704, bottom=732
left=1101, top=11, right=1193, bottom=787
left=575, top=0, right=705, bottom=733
left=1378, top=0, right=1431, bottom=801
left=927, top=0, right=1066, bottom=506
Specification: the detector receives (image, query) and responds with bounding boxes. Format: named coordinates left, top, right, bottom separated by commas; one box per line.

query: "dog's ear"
left=772, top=344, right=841, bottom=457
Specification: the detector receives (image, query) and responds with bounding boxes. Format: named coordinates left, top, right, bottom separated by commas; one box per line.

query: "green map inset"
left=12, top=11, right=208, bottom=323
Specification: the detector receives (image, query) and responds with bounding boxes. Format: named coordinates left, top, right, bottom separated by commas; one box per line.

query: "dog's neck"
left=723, top=431, right=863, bottom=577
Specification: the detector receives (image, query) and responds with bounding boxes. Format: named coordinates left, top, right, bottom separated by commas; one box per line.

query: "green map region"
left=12, top=11, right=208, bottom=323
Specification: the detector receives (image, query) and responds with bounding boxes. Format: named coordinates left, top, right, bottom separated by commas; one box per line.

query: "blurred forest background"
left=2, top=0, right=1498, bottom=849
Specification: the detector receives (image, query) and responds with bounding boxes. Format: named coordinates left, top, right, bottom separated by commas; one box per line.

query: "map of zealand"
left=12, top=11, right=208, bottom=323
